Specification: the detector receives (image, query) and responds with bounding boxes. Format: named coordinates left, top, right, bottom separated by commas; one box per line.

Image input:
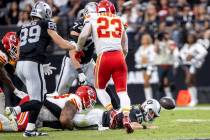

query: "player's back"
left=19, top=20, right=56, bottom=63
left=46, top=93, right=83, bottom=112
left=86, top=13, right=125, bottom=55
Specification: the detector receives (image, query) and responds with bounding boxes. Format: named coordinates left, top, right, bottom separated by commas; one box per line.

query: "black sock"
left=44, top=100, right=61, bottom=119
left=43, top=121, right=62, bottom=129
left=105, top=87, right=120, bottom=109
left=20, top=100, right=42, bottom=112
left=28, top=110, right=40, bottom=124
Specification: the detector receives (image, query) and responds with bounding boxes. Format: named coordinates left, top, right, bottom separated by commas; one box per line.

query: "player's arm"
left=121, top=30, right=128, bottom=57
left=0, top=63, right=15, bottom=91
left=48, top=29, right=76, bottom=50
left=130, top=122, right=158, bottom=129
left=59, top=101, right=77, bottom=130
left=77, top=22, right=92, bottom=50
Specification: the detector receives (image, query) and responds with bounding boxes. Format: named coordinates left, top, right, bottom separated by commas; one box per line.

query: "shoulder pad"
left=44, top=20, right=57, bottom=31
left=84, top=13, right=97, bottom=24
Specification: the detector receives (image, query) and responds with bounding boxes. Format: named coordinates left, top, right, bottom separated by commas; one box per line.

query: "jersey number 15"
left=97, top=17, right=122, bottom=38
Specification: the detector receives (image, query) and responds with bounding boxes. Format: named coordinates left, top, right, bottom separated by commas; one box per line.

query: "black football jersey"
left=18, top=20, right=57, bottom=63
left=102, top=106, right=145, bottom=128
left=67, top=18, right=95, bottom=64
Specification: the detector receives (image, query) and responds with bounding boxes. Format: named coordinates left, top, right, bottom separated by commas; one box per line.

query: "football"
left=159, top=97, right=176, bottom=110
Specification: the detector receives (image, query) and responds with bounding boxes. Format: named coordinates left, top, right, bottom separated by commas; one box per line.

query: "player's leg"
left=56, top=56, right=77, bottom=95
left=95, top=53, right=113, bottom=111
left=36, top=106, right=62, bottom=129
left=73, top=109, right=105, bottom=130
left=86, top=60, right=119, bottom=109
left=112, top=51, right=133, bottom=133
left=9, top=61, right=47, bottom=136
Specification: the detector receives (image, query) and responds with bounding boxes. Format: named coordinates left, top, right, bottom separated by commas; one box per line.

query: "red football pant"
left=95, top=51, right=127, bottom=92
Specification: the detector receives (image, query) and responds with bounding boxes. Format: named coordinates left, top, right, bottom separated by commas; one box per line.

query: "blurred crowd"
left=0, top=0, right=210, bottom=47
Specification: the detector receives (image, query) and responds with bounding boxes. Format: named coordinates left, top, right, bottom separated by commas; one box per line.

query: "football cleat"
left=123, top=116, right=134, bottom=134
left=109, top=109, right=118, bottom=129
left=23, top=130, right=48, bottom=137
left=4, top=107, right=17, bottom=121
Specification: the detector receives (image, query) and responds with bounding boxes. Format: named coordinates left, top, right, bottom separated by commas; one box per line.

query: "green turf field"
left=1, top=107, right=210, bottom=140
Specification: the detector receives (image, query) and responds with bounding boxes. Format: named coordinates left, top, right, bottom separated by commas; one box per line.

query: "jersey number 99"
left=97, top=17, right=122, bottom=38
left=20, top=25, right=41, bottom=46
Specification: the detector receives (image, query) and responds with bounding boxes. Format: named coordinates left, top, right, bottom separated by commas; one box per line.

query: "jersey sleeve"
left=42, top=20, right=57, bottom=31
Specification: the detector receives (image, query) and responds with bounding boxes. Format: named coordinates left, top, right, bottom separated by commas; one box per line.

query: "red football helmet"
left=75, top=85, right=97, bottom=109
left=97, top=0, right=116, bottom=14
left=2, top=32, right=19, bottom=61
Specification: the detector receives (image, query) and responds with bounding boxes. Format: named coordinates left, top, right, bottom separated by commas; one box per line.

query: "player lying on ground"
left=0, top=91, right=160, bottom=131
left=1, top=85, right=96, bottom=131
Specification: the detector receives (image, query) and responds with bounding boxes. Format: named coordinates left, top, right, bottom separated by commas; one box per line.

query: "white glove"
left=13, top=88, right=27, bottom=99
left=43, top=63, right=57, bottom=76
left=78, top=72, right=87, bottom=85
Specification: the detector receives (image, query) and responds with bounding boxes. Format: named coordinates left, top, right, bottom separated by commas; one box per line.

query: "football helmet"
left=83, top=2, right=98, bottom=17
left=97, top=0, right=116, bottom=14
left=75, top=85, right=97, bottom=109
left=2, top=32, right=19, bottom=61
left=30, top=1, right=52, bottom=20
left=141, top=99, right=161, bottom=122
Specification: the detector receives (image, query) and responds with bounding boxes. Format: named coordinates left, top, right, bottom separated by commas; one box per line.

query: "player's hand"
left=77, top=68, right=87, bottom=85
left=70, top=41, right=80, bottom=51
left=43, top=63, right=57, bottom=76
left=78, top=72, right=87, bottom=85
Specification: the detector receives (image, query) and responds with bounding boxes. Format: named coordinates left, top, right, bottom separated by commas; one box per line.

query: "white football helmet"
left=30, top=1, right=52, bottom=20
left=141, top=99, right=161, bottom=122
left=83, top=2, right=98, bottom=17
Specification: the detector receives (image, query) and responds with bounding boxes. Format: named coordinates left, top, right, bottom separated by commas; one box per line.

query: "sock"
left=20, top=100, right=42, bottom=112
left=117, top=91, right=131, bottom=116
left=144, top=87, right=153, bottom=100
left=43, top=121, right=62, bottom=129
left=25, top=123, right=36, bottom=131
left=14, top=106, right=21, bottom=114
left=164, top=87, right=173, bottom=98
left=96, top=88, right=113, bottom=110
left=105, top=87, right=120, bottom=109
left=188, top=86, right=198, bottom=103
left=44, top=100, right=62, bottom=119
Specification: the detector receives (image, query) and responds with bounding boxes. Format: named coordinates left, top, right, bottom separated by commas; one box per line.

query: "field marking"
left=173, top=106, right=210, bottom=110
left=175, top=119, right=210, bottom=123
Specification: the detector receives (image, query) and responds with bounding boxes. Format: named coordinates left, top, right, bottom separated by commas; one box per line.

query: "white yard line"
left=171, top=106, right=210, bottom=110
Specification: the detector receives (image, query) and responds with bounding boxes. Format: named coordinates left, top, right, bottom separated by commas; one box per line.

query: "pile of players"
left=0, top=0, right=162, bottom=137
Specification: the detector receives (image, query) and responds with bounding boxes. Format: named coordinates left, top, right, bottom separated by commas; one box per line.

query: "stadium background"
left=0, top=0, right=210, bottom=104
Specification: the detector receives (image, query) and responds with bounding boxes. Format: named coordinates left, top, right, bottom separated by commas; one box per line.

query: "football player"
left=0, top=32, right=26, bottom=100
left=179, top=31, right=208, bottom=106
left=56, top=2, right=119, bottom=109
left=65, top=99, right=161, bottom=130
left=75, top=0, right=133, bottom=133
left=5, top=1, right=76, bottom=137
left=0, top=85, right=96, bottom=132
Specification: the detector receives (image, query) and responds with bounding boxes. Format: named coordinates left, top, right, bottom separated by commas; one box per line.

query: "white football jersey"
left=135, top=44, right=157, bottom=68
left=84, top=13, right=126, bottom=55
left=179, top=42, right=208, bottom=68
left=46, top=93, right=83, bottom=113
left=0, top=50, right=8, bottom=65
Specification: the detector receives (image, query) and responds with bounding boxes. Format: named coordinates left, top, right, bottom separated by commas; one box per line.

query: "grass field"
left=1, top=107, right=210, bottom=140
